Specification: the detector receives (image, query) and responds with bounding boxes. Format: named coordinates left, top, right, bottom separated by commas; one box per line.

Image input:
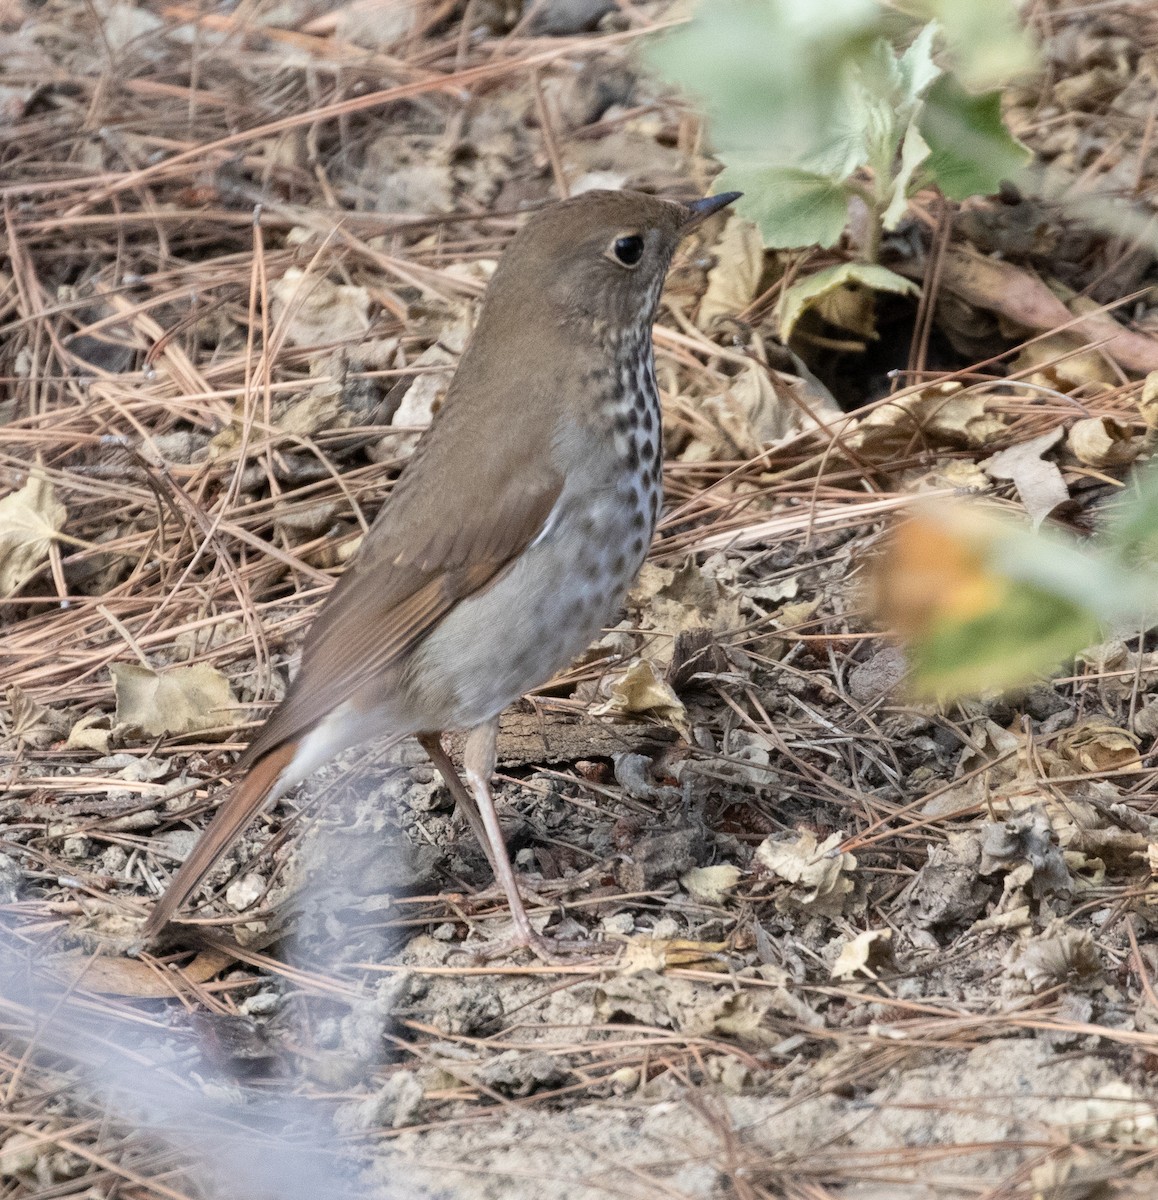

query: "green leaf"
left=897, top=21, right=941, bottom=105
left=882, top=120, right=931, bottom=229
left=1105, top=461, right=1158, bottom=569
left=911, top=581, right=1099, bottom=700
left=896, top=0, right=1038, bottom=91
left=720, top=164, right=851, bottom=251
left=779, top=261, right=919, bottom=341
left=918, top=75, right=1032, bottom=199
left=648, top=0, right=885, bottom=167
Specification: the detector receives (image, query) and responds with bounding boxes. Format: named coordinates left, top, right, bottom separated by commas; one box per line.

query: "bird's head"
left=480, top=188, right=741, bottom=343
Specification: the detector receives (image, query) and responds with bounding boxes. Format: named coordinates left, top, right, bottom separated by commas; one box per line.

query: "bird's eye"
left=611, top=235, right=644, bottom=267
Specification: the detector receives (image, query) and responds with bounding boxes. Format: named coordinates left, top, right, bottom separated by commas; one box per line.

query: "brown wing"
left=240, top=446, right=563, bottom=768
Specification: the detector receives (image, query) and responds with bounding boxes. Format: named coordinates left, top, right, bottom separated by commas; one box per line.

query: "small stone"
left=0, top=1132, right=41, bottom=1177
left=225, top=873, right=265, bottom=912
left=240, top=991, right=281, bottom=1016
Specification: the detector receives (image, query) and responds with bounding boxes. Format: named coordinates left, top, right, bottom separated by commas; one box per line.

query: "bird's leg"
left=417, top=732, right=499, bottom=876
left=461, top=717, right=544, bottom=951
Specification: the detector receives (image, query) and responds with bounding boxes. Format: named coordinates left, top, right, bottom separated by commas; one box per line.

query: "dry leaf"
left=111, top=662, right=241, bottom=737
left=0, top=471, right=66, bottom=596
left=384, top=324, right=470, bottom=458
left=1012, top=332, right=1117, bottom=394
left=981, top=427, right=1069, bottom=528
left=698, top=215, right=763, bottom=328
left=1018, top=926, right=1100, bottom=991
left=939, top=246, right=1158, bottom=375
left=755, top=829, right=855, bottom=908
left=270, top=267, right=372, bottom=348
left=852, top=384, right=1006, bottom=460
left=619, top=936, right=726, bottom=975
left=680, top=864, right=741, bottom=904
left=46, top=949, right=233, bottom=998
left=66, top=713, right=112, bottom=753
left=1067, top=417, right=1141, bottom=468
left=1055, top=719, right=1141, bottom=774
left=593, top=659, right=688, bottom=731
left=1140, top=370, right=1158, bottom=428
left=831, top=928, right=893, bottom=980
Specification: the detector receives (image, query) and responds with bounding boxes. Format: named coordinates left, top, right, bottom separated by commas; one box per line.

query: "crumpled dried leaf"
left=852, top=383, right=1006, bottom=460
left=1140, top=370, right=1158, bottom=429
left=382, top=324, right=470, bottom=458
left=46, top=949, right=232, bottom=998
left=938, top=245, right=1158, bottom=375
left=831, top=928, right=893, bottom=981
left=1011, top=332, right=1118, bottom=394
left=66, top=712, right=112, bottom=754
left=755, top=829, right=855, bottom=911
left=1, top=685, right=68, bottom=750
left=904, top=833, right=991, bottom=928
left=111, top=662, right=241, bottom=737
left=1018, top=925, right=1100, bottom=991
left=1067, top=416, right=1142, bottom=468
left=695, top=362, right=840, bottom=459
left=0, top=471, right=66, bottom=596
left=619, top=936, right=727, bottom=975
left=270, top=267, right=372, bottom=348
left=697, top=215, right=764, bottom=328
left=680, top=863, right=742, bottom=904
left=981, top=427, right=1069, bottom=529
left=1055, top=718, right=1141, bottom=775
left=979, top=809, right=1072, bottom=899
left=593, top=659, right=687, bottom=731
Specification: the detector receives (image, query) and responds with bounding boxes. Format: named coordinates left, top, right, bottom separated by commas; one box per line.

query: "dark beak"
left=681, top=191, right=742, bottom=230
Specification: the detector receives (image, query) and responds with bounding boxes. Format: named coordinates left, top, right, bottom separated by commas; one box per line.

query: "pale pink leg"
left=462, top=717, right=541, bottom=950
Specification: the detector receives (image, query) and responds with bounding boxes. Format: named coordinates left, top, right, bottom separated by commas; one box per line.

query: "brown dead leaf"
left=755, top=829, right=855, bottom=912
left=1012, top=332, right=1117, bottom=394
left=831, top=928, right=893, bottom=981
left=697, top=215, right=763, bottom=328
left=852, top=383, right=1007, bottom=460
left=111, top=662, right=242, bottom=737
left=271, top=268, right=372, bottom=348
left=593, top=659, right=688, bottom=732
left=66, top=712, right=112, bottom=753
left=939, top=246, right=1158, bottom=375
left=680, top=864, right=741, bottom=904
left=1055, top=719, right=1141, bottom=774
left=1018, top=925, right=1100, bottom=991
left=0, top=471, right=66, bottom=596
left=46, top=949, right=233, bottom=998
left=1067, top=416, right=1141, bottom=468
left=981, top=427, right=1069, bottom=528
left=1140, top=371, right=1158, bottom=428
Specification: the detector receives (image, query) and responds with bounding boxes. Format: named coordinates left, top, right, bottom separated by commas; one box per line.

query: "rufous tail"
left=141, top=740, right=298, bottom=941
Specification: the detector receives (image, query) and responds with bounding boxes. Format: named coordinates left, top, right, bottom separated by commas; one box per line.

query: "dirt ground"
left=4, top=2, right=1158, bottom=1198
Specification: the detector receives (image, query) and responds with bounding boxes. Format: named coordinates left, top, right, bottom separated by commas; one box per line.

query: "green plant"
left=872, top=461, right=1158, bottom=700
left=651, top=0, right=1036, bottom=294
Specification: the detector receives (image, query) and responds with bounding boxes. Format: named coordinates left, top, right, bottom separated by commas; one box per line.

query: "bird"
left=141, top=187, right=741, bottom=953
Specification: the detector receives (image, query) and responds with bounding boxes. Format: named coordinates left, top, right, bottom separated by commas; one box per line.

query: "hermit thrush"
left=142, top=188, right=740, bottom=952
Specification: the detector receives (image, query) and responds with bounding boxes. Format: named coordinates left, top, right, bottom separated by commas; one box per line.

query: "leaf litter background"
left=4, top=1, right=1158, bottom=1197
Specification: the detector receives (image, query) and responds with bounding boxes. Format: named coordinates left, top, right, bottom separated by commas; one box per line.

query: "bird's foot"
left=457, top=921, right=611, bottom=967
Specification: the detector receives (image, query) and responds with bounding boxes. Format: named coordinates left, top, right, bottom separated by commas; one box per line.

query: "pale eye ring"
left=611, top=234, right=644, bottom=267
